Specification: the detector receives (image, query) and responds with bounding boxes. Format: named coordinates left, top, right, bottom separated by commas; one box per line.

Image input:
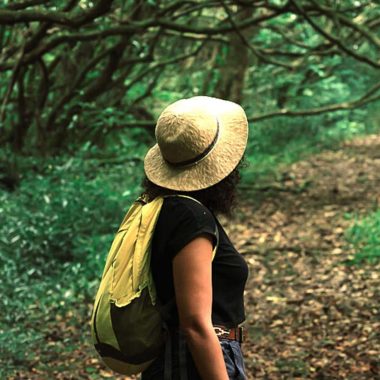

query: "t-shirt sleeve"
left=165, top=198, right=218, bottom=259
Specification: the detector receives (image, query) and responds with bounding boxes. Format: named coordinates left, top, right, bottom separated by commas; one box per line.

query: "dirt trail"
left=225, top=135, right=380, bottom=379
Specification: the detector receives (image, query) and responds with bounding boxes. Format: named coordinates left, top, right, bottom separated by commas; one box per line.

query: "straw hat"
left=144, top=96, right=248, bottom=191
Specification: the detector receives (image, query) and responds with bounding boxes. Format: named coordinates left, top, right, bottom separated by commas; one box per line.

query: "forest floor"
left=11, top=135, right=380, bottom=380
left=227, top=134, right=380, bottom=380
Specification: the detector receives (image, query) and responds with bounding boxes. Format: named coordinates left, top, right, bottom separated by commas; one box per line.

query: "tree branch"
left=308, top=0, right=380, bottom=50
left=0, top=0, right=114, bottom=27
left=84, top=44, right=207, bottom=133
left=163, top=30, right=228, bottom=43
left=0, top=5, right=287, bottom=71
left=131, top=68, right=162, bottom=107
left=0, top=2, right=282, bottom=31
left=248, top=81, right=380, bottom=122
left=82, top=38, right=129, bottom=102
left=23, top=0, right=79, bottom=54
left=0, top=25, right=149, bottom=70
left=123, top=43, right=205, bottom=94
left=0, top=40, right=26, bottom=125
left=154, top=8, right=283, bottom=35
left=171, top=1, right=224, bottom=21
left=44, top=43, right=147, bottom=131
left=291, top=0, right=380, bottom=69
left=219, top=1, right=295, bottom=69
left=5, top=0, right=50, bottom=11
left=98, top=82, right=380, bottom=133
left=112, top=79, right=380, bottom=128
left=36, top=57, right=49, bottom=111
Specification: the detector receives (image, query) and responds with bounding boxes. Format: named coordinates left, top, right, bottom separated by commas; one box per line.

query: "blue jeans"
left=141, top=330, right=246, bottom=380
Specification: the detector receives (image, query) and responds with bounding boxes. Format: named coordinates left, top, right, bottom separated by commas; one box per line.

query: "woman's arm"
left=172, top=236, right=229, bottom=380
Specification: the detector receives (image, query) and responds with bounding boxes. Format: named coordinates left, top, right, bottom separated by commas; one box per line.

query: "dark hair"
left=141, top=157, right=246, bottom=216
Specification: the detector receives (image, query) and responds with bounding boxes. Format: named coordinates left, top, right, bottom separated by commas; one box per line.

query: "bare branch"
left=23, top=0, right=79, bottom=54
left=170, top=1, right=223, bottom=20
left=368, top=16, right=380, bottom=30
left=0, top=24, right=153, bottom=71
left=156, top=0, right=198, bottom=18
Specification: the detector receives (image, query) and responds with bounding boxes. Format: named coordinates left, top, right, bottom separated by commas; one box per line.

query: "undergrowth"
left=345, top=210, right=380, bottom=264
left=0, top=155, right=144, bottom=377
left=243, top=106, right=378, bottom=184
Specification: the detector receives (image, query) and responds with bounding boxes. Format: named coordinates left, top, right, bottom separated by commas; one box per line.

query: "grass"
left=345, top=210, right=380, bottom=264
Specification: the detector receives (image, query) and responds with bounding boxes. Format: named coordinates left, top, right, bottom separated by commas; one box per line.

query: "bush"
left=345, top=210, right=380, bottom=264
left=0, top=157, right=143, bottom=266
left=0, top=156, right=144, bottom=376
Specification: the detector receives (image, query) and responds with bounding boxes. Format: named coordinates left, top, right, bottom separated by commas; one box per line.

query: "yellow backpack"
left=91, top=195, right=218, bottom=375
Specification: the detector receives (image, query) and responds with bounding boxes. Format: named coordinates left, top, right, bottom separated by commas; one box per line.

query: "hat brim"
left=144, top=97, right=248, bottom=192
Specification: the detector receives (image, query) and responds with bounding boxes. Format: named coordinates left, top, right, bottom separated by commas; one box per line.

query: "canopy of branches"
left=0, top=0, right=379, bottom=154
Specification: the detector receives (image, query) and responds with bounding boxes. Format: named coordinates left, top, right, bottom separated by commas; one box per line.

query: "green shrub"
left=0, top=157, right=143, bottom=266
left=0, top=156, right=144, bottom=375
left=345, top=210, right=380, bottom=264
left=243, top=104, right=380, bottom=184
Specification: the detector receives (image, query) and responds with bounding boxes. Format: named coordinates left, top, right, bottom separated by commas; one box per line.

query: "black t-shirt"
left=150, top=196, right=249, bottom=328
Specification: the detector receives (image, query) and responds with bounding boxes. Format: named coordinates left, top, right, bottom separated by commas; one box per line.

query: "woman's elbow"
left=180, top=316, right=214, bottom=341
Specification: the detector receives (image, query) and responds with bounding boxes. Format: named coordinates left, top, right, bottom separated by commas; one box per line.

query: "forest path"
left=16, top=135, right=380, bottom=380
left=225, top=134, right=380, bottom=379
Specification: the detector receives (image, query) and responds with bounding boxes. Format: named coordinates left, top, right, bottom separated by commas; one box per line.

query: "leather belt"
left=213, top=325, right=245, bottom=343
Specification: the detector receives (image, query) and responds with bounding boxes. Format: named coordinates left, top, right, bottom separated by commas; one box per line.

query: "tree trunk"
left=214, top=7, right=251, bottom=103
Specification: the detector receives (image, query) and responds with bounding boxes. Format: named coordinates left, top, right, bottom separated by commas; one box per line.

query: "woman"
left=141, top=96, right=249, bottom=380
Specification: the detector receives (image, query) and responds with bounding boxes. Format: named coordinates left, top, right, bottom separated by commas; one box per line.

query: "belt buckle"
left=214, top=326, right=229, bottom=337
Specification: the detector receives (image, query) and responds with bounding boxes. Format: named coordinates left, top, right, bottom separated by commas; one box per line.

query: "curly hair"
left=141, top=157, right=246, bottom=216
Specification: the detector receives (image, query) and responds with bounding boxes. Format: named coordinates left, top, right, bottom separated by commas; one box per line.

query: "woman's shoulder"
left=162, top=195, right=214, bottom=219
left=159, top=196, right=218, bottom=254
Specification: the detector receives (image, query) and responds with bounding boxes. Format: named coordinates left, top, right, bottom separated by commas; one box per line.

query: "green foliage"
left=345, top=210, right=380, bottom=264
left=0, top=158, right=141, bottom=265
left=243, top=103, right=380, bottom=182
left=0, top=155, right=145, bottom=375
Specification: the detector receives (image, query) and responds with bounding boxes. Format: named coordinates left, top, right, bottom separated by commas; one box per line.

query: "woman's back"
left=150, top=196, right=248, bottom=328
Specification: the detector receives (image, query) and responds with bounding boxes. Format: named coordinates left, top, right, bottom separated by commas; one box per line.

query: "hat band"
left=165, top=119, right=220, bottom=168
